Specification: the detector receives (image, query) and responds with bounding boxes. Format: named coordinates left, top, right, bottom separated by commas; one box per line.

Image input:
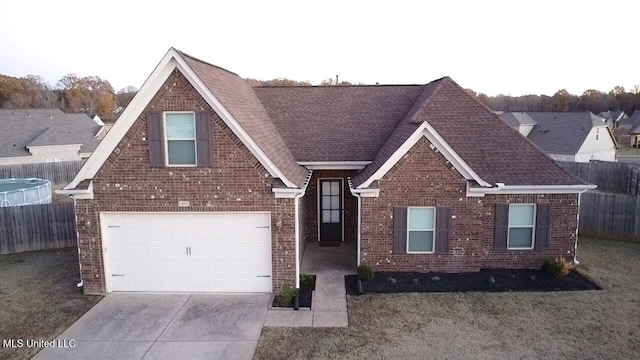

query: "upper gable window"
left=164, top=112, right=196, bottom=166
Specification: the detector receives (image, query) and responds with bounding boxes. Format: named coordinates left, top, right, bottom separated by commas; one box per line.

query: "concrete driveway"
left=34, top=293, right=271, bottom=360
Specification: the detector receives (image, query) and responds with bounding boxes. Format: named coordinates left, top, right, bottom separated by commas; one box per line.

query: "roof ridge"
left=407, top=80, right=446, bottom=124
left=173, top=48, right=239, bottom=76
left=254, top=84, right=424, bottom=88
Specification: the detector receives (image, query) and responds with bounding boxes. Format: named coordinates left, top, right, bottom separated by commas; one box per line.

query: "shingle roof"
left=524, top=112, right=605, bottom=155
left=0, top=109, right=102, bottom=158
left=629, top=110, right=640, bottom=134
left=254, top=85, right=424, bottom=161
left=179, top=51, right=309, bottom=187
left=352, top=79, right=582, bottom=187
left=174, top=50, right=583, bottom=188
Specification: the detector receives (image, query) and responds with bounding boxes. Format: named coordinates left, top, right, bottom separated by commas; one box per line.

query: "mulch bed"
left=272, top=275, right=316, bottom=308
left=345, top=269, right=600, bottom=295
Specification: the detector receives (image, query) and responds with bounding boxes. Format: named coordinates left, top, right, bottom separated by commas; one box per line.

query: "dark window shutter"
left=393, top=207, right=407, bottom=254
left=195, top=111, right=211, bottom=167
left=147, top=112, right=164, bottom=167
left=435, top=207, right=450, bottom=254
left=495, top=204, right=509, bottom=250
left=535, top=204, right=550, bottom=250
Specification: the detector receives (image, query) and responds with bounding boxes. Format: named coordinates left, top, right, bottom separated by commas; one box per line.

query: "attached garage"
left=102, top=212, right=272, bottom=293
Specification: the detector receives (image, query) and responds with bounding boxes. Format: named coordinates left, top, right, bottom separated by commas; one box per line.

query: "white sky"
left=0, top=0, right=638, bottom=96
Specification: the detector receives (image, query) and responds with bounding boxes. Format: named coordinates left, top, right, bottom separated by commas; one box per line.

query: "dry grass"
left=255, top=237, right=640, bottom=360
left=0, top=248, right=102, bottom=360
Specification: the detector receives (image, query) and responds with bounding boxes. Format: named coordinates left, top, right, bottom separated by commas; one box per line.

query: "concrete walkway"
left=264, top=242, right=354, bottom=327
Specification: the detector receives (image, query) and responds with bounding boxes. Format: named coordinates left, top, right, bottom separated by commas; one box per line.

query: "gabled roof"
left=255, top=85, right=424, bottom=161
left=352, top=79, right=583, bottom=187
left=500, top=112, right=537, bottom=127
left=64, top=48, right=588, bottom=195
left=629, top=110, right=640, bottom=134
left=524, top=112, right=607, bottom=155
left=178, top=51, right=308, bottom=187
left=65, top=48, right=308, bottom=191
left=0, top=109, right=101, bottom=158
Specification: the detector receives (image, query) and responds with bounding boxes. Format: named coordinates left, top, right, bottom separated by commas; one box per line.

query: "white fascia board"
left=57, top=181, right=94, bottom=199
left=466, top=182, right=597, bottom=197
left=297, top=161, right=371, bottom=170
left=348, top=179, right=379, bottom=197
left=273, top=188, right=304, bottom=198
left=65, top=48, right=297, bottom=191
left=357, top=121, right=492, bottom=189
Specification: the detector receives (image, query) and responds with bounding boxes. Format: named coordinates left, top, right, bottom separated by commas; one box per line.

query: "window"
left=407, top=207, right=436, bottom=253
left=507, top=204, right=536, bottom=249
left=164, top=112, right=196, bottom=166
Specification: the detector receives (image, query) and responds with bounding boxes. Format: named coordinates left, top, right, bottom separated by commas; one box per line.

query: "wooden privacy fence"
left=557, top=160, right=640, bottom=195
left=0, top=161, right=84, bottom=185
left=579, top=191, right=640, bottom=242
left=0, top=202, right=77, bottom=254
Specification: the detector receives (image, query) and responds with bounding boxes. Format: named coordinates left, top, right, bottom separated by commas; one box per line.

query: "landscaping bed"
left=345, top=268, right=600, bottom=295
left=272, top=274, right=316, bottom=308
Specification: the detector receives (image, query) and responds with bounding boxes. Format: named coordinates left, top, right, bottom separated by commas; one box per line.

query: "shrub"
left=279, top=284, right=297, bottom=306
left=541, top=257, right=575, bottom=277
left=357, top=264, right=374, bottom=281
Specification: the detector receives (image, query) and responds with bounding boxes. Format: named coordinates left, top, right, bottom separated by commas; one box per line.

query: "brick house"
left=61, top=49, right=595, bottom=295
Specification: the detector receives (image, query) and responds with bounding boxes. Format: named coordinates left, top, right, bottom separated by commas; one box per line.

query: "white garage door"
left=103, top=212, right=272, bottom=293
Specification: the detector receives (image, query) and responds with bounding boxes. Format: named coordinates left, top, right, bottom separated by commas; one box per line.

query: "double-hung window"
left=164, top=112, right=196, bottom=166
left=407, top=207, right=436, bottom=253
left=507, top=204, right=536, bottom=249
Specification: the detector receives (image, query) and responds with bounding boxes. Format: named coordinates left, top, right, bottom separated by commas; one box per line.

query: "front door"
left=319, top=179, right=343, bottom=242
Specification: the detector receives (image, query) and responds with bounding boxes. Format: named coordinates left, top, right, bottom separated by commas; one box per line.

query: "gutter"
left=467, top=182, right=597, bottom=196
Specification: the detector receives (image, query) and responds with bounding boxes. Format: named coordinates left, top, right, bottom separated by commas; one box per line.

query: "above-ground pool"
left=0, top=178, right=52, bottom=207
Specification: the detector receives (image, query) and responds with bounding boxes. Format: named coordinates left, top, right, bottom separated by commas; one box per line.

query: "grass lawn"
left=0, top=248, right=102, bottom=360
left=617, top=147, right=640, bottom=157
left=255, top=237, right=640, bottom=360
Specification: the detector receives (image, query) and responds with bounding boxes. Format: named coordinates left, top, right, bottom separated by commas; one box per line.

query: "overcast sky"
left=0, top=0, right=637, bottom=96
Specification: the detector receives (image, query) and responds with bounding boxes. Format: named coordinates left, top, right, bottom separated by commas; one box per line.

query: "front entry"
left=319, top=179, right=343, bottom=242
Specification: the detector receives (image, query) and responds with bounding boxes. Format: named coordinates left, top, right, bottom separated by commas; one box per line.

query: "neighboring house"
left=0, top=109, right=103, bottom=165
left=61, top=48, right=595, bottom=296
left=626, top=110, right=640, bottom=147
left=500, top=112, right=617, bottom=162
left=599, top=110, right=628, bottom=128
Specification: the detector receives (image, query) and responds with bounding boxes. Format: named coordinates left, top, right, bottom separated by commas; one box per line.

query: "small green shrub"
left=358, top=264, right=374, bottom=281
left=541, top=257, right=575, bottom=278
left=279, top=284, right=297, bottom=306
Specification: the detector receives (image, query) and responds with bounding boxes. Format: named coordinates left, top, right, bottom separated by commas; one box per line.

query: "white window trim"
left=163, top=111, right=197, bottom=167
left=507, top=203, right=536, bottom=250
left=406, top=206, right=436, bottom=254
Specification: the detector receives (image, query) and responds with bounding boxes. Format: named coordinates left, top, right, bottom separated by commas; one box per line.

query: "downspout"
left=293, top=191, right=303, bottom=310
left=72, top=195, right=84, bottom=288
left=574, top=189, right=588, bottom=265
left=354, top=192, right=362, bottom=266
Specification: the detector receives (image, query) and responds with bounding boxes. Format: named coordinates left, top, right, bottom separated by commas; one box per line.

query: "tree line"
left=471, top=85, right=640, bottom=115
left=0, top=73, right=137, bottom=121
left=2, top=71, right=639, bottom=120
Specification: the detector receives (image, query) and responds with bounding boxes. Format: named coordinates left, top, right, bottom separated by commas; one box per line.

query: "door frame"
left=100, top=211, right=272, bottom=293
left=316, top=178, right=345, bottom=242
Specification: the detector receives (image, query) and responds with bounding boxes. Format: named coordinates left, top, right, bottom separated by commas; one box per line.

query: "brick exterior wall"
left=302, top=170, right=358, bottom=243
left=361, top=137, right=579, bottom=272
left=75, top=69, right=296, bottom=295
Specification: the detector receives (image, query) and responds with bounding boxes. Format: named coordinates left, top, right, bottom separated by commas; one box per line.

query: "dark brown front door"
left=319, top=179, right=342, bottom=242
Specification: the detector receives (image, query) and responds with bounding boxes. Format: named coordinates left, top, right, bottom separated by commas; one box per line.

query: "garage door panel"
left=105, top=212, right=272, bottom=293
